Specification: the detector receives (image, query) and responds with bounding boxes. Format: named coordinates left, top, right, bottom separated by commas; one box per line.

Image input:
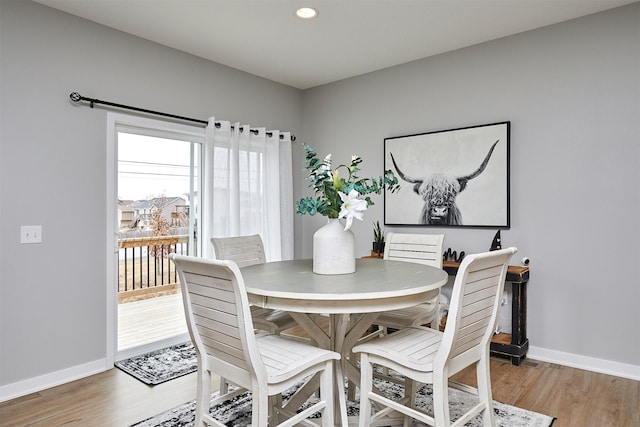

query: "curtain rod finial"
left=69, top=92, right=81, bottom=102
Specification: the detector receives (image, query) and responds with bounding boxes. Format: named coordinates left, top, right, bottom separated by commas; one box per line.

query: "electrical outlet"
left=20, top=225, right=42, bottom=244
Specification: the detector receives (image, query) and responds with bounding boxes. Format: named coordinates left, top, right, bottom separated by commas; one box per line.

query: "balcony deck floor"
left=118, top=292, right=187, bottom=351
left=117, top=292, right=323, bottom=354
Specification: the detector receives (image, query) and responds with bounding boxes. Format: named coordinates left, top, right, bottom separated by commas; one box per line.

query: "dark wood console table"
left=443, top=260, right=530, bottom=365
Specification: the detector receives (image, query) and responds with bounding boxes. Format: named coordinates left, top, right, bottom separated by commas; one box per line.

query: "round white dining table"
left=242, top=258, right=448, bottom=312
left=241, top=258, right=449, bottom=426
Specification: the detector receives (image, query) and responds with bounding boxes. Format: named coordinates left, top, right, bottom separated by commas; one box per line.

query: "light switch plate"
left=20, top=225, right=42, bottom=244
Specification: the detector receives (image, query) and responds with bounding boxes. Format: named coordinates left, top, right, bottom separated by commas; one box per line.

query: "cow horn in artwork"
left=457, top=140, right=499, bottom=191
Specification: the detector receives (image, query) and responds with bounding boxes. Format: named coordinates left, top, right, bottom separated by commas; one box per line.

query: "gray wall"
left=298, top=4, right=640, bottom=367
left=1, top=0, right=638, bottom=396
left=0, top=0, right=301, bottom=388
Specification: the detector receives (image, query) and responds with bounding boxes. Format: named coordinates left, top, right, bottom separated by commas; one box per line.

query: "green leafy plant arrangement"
left=372, top=220, right=386, bottom=254
left=295, top=143, right=400, bottom=230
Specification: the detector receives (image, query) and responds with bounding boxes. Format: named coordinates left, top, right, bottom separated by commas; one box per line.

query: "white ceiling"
left=35, top=0, right=636, bottom=89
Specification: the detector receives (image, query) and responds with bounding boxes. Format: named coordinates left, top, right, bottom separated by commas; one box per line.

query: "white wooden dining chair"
left=375, top=232, right=445, bottom=330
left=170, top=254, right=343, bottom=427
left=211, top=235, right=299, bottom=394
left=353, top=247, right=517, bottom=427
left=210, top=235, right=298, bottom=336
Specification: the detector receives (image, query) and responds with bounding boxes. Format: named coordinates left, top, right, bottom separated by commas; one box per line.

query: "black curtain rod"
left=69, top=92, right=295, bottom=141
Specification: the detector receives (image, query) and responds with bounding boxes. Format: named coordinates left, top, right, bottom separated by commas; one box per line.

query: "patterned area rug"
left=116, top=342, right=197, bottom=385
left=131, top=375, right=555, bottom=427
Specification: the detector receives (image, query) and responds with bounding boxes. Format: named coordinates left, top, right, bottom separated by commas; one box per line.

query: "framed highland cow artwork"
left=384, top=121, right=510, bottom=228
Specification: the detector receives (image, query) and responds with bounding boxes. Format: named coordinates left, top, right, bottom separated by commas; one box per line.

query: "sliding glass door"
left=107, top=113, right=204, bottom=361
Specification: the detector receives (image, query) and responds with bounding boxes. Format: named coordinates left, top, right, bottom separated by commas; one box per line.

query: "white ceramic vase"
left=313, top=218, right=356, bottom=275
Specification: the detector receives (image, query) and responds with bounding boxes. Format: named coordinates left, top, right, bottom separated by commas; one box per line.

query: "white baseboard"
left=528, top=345, right=640, bottom=381
left=0, top=358, right=107, bottom=403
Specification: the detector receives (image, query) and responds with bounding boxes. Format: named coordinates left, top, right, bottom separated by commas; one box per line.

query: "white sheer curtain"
left=202, top=118, right=293, bottom=262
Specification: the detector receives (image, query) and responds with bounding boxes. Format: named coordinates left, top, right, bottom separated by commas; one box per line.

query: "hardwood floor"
left=1, top=355, right=637, bottom=426
left=0, top=366, right=202, bottom=426
left=452, top=358, right=639, bottom=427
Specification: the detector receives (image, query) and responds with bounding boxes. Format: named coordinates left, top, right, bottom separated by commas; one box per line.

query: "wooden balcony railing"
left=118, top=234, right=190, bottom=303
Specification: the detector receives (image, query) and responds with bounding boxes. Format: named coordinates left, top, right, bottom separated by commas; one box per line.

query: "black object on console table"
left=443, top=260, right=530, bottom=366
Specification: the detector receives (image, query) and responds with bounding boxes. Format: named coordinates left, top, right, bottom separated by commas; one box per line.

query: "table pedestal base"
left=283, top=312, right=419, bottom=426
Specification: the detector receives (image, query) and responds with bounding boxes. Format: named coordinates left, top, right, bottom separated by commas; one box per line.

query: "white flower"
left=338, top=189, right=368, bottom=230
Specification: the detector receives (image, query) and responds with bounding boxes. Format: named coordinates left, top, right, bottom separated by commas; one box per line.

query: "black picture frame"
left=384, top=121, right=510, bottom=228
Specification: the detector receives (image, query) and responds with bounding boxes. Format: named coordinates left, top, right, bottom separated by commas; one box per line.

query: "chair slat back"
left=437, top=247, right=516, bottom=372
left=211, top=234, right=266, bottom=267
left=383, top=232, right=444, bottom=268
left=171, top=254, right=264, bottom=387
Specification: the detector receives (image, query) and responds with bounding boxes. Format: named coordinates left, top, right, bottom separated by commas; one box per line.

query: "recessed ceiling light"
left=296, top=7, right=318, bottom=19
